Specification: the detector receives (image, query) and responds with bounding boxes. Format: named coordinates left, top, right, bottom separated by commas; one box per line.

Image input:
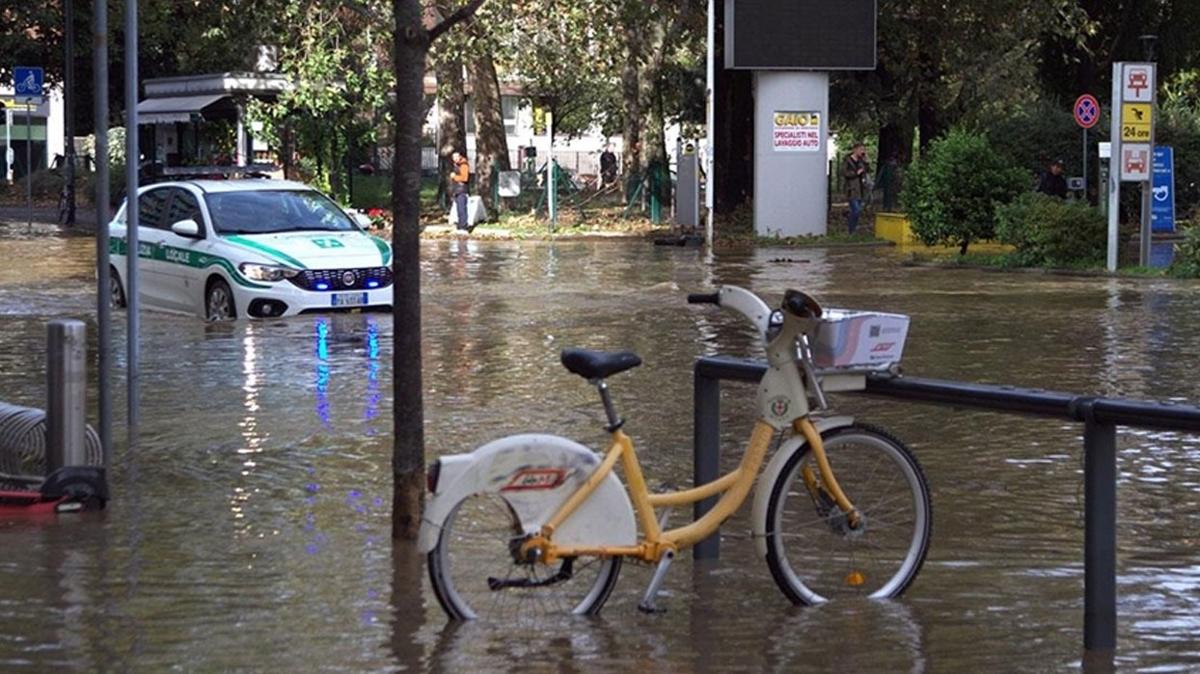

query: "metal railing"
left=691, top=355, right=1200, bottom=658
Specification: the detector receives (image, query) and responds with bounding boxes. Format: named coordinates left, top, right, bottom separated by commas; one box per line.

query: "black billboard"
left=725, top=0, right=877, bottom=70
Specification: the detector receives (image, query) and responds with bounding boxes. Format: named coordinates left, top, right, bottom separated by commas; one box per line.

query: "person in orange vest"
left=450, top=151, right=471, bottom=231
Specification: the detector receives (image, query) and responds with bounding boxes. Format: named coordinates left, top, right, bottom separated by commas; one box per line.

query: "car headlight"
left=238, top=262, right=301, bottom=282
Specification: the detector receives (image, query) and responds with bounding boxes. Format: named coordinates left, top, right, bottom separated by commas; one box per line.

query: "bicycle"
left=418, top=286, right=932, bottom=620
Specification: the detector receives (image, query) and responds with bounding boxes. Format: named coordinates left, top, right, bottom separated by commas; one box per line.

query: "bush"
left=995, top=193, right=1107, bottom=267
left=1170, top=224, right=1200, bottom=278
left=902, top=129, right=1028, bottom=254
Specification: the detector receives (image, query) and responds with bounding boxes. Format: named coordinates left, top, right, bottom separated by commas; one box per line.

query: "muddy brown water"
left=2, top=232, right=1199, bottom=671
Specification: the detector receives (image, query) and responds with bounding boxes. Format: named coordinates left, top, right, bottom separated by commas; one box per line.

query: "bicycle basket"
left=810, top=309, right=910, bottom=371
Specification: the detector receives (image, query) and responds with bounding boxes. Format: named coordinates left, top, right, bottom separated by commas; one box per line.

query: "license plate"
left=331, top=292, right=368, bottom=307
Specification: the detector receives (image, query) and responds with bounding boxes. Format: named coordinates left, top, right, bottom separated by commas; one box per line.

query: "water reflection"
left=3, top=234, right=1200, bottom=670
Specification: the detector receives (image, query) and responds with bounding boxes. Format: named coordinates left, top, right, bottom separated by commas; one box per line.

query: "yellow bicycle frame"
left=524, top=416, right=858, bottom=564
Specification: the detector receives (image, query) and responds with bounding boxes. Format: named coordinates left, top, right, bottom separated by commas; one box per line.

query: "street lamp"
left=1139, top=34, right=1159, bottom=63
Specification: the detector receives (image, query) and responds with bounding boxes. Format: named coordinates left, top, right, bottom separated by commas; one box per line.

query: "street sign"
left=1074, top=94, right=1100, bottom=129
left=1152, top=146, right=1175, bottom=233
left=1120, top=144, right=1151, bottom=181
left=13, top=66, right=44, bottom=98
left=1122, top=64, right=1155, bottom=103
left=1120, top=103, right=1152, bottom=141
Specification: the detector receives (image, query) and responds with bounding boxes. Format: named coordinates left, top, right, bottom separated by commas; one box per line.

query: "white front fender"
left=417, top=434, right=638, bottom=553
left=751, top=416, right=855, bottom=557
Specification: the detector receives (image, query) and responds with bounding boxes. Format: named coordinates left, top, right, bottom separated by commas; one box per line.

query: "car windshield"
left=205, top=190, right=355, bottom=235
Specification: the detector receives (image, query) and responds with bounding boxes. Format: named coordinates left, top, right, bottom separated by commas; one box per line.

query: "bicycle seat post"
left=592, top=379, right=624, bottom=431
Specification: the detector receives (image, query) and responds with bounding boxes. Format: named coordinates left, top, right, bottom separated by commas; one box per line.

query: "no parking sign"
left=1074, top=95, right=1100, bottom=129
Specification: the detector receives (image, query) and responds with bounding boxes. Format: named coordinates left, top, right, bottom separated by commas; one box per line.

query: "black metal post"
left=693, top=363, right=721, bottom=560
left=1083, top=408, right=1118, bottom=656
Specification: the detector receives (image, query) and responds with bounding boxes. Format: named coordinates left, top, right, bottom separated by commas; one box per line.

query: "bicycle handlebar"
left=687, top=292, right=721, bottom=305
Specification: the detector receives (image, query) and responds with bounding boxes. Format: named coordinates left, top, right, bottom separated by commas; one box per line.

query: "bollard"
left=693, top=366, right=721, bottom=560
left=46, top=320, right=87, bottom=473
left=1083, top=410, right=1118, bottom=656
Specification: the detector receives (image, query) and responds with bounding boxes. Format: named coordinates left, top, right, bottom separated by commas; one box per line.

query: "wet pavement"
left=2, top=232, right=1200, bottom=671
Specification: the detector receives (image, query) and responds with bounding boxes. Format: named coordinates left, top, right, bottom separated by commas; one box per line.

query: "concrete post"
left=753, top=72, right=830, bottom=238
left=46, top=320, right=87, bottom=472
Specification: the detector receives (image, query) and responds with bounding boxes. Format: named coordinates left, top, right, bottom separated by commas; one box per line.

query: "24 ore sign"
left=773, top=111, right=821, bottom=152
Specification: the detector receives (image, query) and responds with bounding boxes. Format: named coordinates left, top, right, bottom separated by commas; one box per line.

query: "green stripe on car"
left=108, top=237, right=270, bottom=289
left=370, top=236, right=391, bottom=266
left=223, top=235, right=309, bottom=270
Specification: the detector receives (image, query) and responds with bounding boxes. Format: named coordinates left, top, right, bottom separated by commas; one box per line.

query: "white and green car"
left=110, top=179, right=393, bottom=320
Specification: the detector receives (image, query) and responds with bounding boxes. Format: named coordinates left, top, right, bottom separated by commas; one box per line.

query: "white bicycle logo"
left=15, top=73, right=38, bottom=95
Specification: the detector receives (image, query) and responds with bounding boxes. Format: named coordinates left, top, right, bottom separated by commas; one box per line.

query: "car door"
left=132, top=187, right=174, bottom=312
left=156, top=187, right=210, bottom=313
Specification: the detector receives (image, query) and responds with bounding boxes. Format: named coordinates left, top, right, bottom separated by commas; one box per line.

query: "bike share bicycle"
left=418, top=286, right=932, bottom=620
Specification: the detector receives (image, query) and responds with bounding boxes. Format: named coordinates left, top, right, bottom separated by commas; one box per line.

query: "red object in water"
left=0, top=490, right=68, bottom=516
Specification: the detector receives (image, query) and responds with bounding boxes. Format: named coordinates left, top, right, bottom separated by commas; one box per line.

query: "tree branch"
left=427, top=0, right=488, bottom=43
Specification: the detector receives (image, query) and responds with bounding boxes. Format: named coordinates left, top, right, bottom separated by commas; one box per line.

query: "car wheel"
left=109, top=267, right=126, bottom=309
left=205, top=279, right=237, bottom=321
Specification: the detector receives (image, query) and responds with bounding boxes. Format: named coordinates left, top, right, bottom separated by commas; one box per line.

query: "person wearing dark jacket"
left=842, top=143, right=870, bottom=234
left=1036, top=159, right=1069, bottom=198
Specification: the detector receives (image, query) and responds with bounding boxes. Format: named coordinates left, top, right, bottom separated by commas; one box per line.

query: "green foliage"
left=247, top=1, right=392, bottom=202
left=995, top=192, right=1106, bottom=266
left=986, top=100, right=1091, bottom=185
left=1169, top=224, right=1200, bottom=278
left=902, top=129, right=1028, bottom=253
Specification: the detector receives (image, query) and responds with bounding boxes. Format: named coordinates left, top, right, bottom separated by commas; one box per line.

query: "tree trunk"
left=434, top=53, right=467, bottom=207
left=620, top=26, right=642, bottom=200
left=469, top=51, right=510, bottom=215
left=641, top=83, right=670, bottom=213
left=392, top=0, right=431, bottom=541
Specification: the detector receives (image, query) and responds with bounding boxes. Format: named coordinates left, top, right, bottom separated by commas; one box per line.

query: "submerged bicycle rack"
left=690, top=355, right=1200, bottom=659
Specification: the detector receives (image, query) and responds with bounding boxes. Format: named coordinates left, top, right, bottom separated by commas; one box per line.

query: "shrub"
left=995, top=193, right=1107, bottom=267
left=902, top=129, right=1028, bottom=254
left=1170, top=224, right=1200, bottom=278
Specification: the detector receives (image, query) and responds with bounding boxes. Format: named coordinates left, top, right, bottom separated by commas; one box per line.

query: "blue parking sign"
left=1152, top=146, right=1175, bottom=233
left=13, top=66, right=44, bottom=98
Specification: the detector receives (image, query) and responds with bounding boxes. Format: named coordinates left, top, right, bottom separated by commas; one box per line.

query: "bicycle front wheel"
left=764, top=424, right=931, bottom=604
left=428, top=492, right=622, bottom=621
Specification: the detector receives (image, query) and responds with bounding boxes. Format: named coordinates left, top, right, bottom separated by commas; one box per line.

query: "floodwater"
left=2, top=231, right=1200, bottom=672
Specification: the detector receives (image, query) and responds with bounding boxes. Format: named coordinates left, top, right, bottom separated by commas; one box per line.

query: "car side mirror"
left=171, top=218, right=201, bottom=238
left=351, top=212, right=373, bottom=230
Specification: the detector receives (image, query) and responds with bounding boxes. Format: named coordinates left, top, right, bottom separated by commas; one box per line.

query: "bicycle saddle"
left=560, top=348, right=642, bottom=380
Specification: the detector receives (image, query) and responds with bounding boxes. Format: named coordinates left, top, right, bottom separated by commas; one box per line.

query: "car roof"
left=141, top=179, right=314, bottom=194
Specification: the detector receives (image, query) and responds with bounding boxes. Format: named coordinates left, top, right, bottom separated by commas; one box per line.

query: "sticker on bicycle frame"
left=500, top=467, right=568, bottom=492
left=769, top=396, right=790, bottom=418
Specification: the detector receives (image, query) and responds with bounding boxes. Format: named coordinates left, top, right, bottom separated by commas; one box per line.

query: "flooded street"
left=2, top=233, right=1200, bottom=671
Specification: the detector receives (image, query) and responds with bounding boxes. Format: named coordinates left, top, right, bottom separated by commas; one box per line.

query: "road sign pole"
left=1083, top=128, right=1088, bottom=202
left=1107, top=65, right=1122, bottom=272
left=25, top=103, right=32, bottom=232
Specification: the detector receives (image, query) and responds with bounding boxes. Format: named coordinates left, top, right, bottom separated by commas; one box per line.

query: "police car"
left=109, top=180, right=393, bottom=320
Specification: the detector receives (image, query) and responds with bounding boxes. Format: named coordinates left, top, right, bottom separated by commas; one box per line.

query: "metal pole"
left=1083, top=412, right=1118, bottom=655
left=704, top=0, right=714, bottom=247
left=26, top=104, right=32, bottom=232
left=1107, top=63, right=1122, bottom=272
left=125, top=0, right=140, bottom=441
left=1139, top=182, right=1152, bottom=267
left=64, top=0, right=77, bottom=225
left=693, top=365, right=721, bottom=560
left=547, top=110, right=556, bottom=228
left=94, top=0, right=112, bottom=470
left=1082, top=128, right=1088, bottom=204
left=46, top=320, right=88, bottom=472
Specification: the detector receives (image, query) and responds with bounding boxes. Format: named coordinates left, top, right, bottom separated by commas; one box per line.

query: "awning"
left=136, top=94, right=228, bottom=124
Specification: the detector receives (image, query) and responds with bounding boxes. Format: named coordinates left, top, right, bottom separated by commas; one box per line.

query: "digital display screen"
left=725, top=0, right=877, bottom=70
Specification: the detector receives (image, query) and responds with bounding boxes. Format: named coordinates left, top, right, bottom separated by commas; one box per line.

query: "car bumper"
left=233, top=281, right=393, bottom=318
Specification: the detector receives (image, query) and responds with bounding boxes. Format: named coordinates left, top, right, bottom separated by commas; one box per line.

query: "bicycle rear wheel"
left=428, top=492, right=622, bottom=621
left=764, top=424, right=931, bottom=604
